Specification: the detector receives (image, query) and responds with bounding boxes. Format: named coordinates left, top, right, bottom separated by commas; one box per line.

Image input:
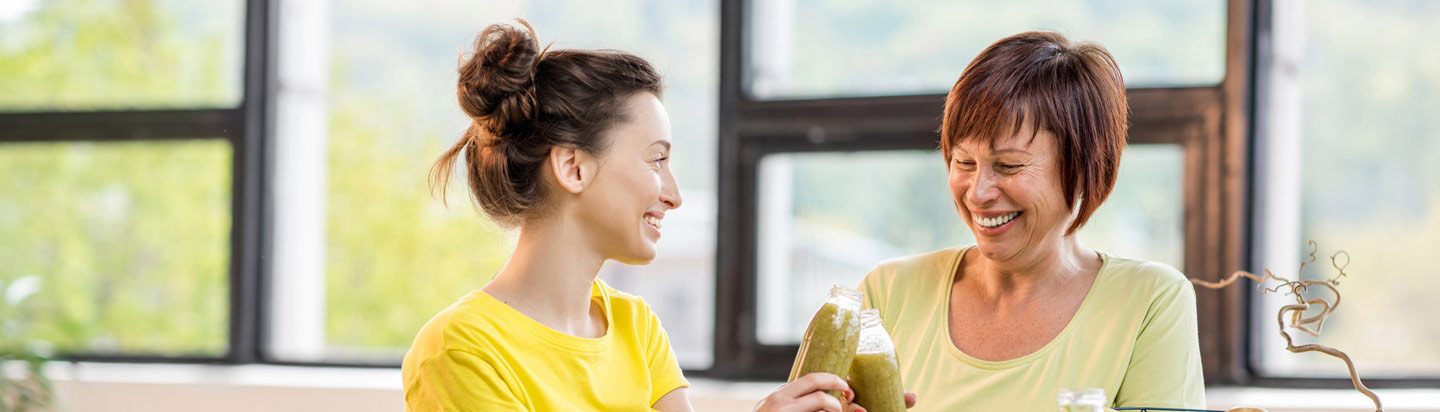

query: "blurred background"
left=0, top=0, right=1436, bottom=411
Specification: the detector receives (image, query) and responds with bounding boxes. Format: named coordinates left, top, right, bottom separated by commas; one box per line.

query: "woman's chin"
left=974, top=240, right=1019, bottom=262
left=614, top=245, right=658, bottom=266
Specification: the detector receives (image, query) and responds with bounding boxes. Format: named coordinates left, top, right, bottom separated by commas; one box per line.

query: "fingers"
left=757, top=375, right=855, bottom=412
left=791, top=390, right=845, bottom=412
left=904, top=392, right=918, bottom=408
left=785, top=372, right=852, bottom=397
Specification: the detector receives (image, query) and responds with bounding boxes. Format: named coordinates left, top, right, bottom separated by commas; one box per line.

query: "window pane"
left=0, top=140, right=232, bottom=356
left=1254, top=0, right=1440, bottom=378
left=1079, top=144, right=1185, bottom=270
left=0, top=0, right=245, bottom=110
left=268, top=0, right=718, bottom=367
left=748, top=0, right=1225, bottom=99
left=756, top=146, right=1183, bottom=345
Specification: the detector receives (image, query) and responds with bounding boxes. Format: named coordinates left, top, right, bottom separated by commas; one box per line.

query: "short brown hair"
left=431, top=19, right=663, bottom=227
left=939, top=31, right=1128, bottom=235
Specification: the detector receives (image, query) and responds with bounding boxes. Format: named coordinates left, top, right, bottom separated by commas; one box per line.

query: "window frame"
left=0, top=0, right=273, bottom=365
left=710, top=0, right=1257, bottom=383
left=1241, top=0, right=1440, bottom=390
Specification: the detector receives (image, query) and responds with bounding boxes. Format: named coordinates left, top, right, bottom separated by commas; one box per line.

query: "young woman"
left=401, top=20, right=854, bottom=412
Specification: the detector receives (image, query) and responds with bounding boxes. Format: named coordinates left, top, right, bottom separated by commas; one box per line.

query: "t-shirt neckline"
left=472, top=278, right=614, bottom=353
left=938, top=245, right=1111, bottom=369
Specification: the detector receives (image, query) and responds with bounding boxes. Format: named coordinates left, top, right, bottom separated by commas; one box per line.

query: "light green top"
left=858, top=246, right=1205, bottom=412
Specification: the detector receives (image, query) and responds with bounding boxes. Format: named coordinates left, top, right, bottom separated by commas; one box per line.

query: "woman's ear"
left=548, top=145, right=598, bottom=194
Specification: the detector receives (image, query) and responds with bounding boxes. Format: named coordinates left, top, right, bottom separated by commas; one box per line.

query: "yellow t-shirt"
left=401, top=278, right=689, bottom=411
left=858, top=246, right=1205, bottom=412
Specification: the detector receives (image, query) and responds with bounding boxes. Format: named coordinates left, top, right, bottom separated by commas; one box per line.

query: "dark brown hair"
left=940, top=31, right=1128, bottom=235
left=431, top=19, right=663, bottom=227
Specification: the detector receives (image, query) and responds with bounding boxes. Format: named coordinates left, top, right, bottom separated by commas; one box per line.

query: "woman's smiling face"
left=574, top=92, right=683, bottom=265
left=948, top=122, right=1079, bottom=264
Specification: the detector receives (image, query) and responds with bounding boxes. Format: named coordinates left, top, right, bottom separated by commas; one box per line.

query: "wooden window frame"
left=708, top=0, right=1253, bottom=383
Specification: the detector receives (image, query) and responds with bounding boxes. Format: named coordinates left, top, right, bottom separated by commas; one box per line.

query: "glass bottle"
left=1057, top=388, right=1077, bottom=412
left=849, top=308, right=905, bottom=412
left=1073, top=388, right=1106, bottom=412
left=788, top=284, right=864, bottom=403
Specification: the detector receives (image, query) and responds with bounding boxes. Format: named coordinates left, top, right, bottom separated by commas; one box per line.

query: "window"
left=713, top=0, right=1241, bottom=379
left=0, top=0, right=257, bottom=362
left=0, top=140, right=232, bottom=356
left=266, top=0, right=720, bottom=368
left=0, top=0, right=244, bottom=110
left=747, top=0, right=1225, bottom=99
left=1253, top=0, right=1440, bottom=381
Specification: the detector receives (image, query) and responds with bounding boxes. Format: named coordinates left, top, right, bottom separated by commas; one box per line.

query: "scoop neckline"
left=938, top=245, right=1110, bottom=369
left=471, top=278, right=614, bottom=353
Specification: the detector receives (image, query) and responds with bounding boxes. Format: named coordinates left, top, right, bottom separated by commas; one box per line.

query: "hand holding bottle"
left=755, top=372, right=855, bottom=412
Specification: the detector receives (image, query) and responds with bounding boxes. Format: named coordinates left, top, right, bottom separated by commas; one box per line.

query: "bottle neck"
left=859, top=308, right=882, bottom=329
left=826, top=284, right=863, bottom=312
left=856, top=308, right=893, bottom=353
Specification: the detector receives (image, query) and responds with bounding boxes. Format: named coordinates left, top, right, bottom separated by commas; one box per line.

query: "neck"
left=484, top=215, right=607, bottom=336
left=966, top=236, right=1097, bottom=302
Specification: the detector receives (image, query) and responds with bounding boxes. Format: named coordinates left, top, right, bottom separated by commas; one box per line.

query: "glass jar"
left=788, top=284, right=864, bottom=403
left=1057, top=388, right=1077, bottom=412
left=849, top=308, right=905, bottom=412
left=1073, top=388, right=1106, bottom=412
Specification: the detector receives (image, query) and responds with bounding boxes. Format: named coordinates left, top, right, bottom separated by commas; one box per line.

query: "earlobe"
left=549, top=145, right=594, bottom=194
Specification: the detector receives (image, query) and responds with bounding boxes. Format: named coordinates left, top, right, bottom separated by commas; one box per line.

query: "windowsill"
left=38, top=361, right=402, bottom=391
left=23, top=362, right=1440, bottom=412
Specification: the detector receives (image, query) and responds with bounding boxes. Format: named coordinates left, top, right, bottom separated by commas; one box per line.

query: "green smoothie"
left=849, top=308, right=905, bottom=412
left=850, top=350, right=905, bottom=412
left=788, top=285, right=863, bottom=403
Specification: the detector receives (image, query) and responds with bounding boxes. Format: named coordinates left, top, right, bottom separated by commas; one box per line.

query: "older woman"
left=857, top=32, right=1205, bottom=411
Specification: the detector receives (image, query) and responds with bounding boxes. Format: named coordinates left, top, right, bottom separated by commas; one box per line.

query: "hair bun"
left=457, top=19, right=542, bottom=135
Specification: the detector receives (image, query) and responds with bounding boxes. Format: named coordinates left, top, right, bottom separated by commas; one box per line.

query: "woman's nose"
left=967, top=169, right=1001, bottom=206
left=660, top=172, right=683, bottom=210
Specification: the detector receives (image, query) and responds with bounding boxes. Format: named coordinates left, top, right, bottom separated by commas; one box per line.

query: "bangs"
left=947, top=86, right=1054, bottom=152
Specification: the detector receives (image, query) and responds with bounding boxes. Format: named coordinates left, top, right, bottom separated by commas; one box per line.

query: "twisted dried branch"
left=1190, top=241, right=1382, bottom=412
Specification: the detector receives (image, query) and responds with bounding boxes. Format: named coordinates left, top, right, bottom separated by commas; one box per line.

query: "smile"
left=976, top=211, right=1019, bottom=228
left=644, top=215, right=663, bottom=230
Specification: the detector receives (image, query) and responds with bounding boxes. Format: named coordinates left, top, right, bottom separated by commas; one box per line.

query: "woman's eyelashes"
left=952, top=158, right=1023, bottom=174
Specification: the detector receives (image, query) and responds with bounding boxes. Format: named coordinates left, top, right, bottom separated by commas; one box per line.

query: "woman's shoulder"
left=865, top=245, right=969, bottom=282
left=1098, top=252, right=1189, bottom=289
left=1092, top=252, right=1196, bottom=314
left=860, top=246, right=967, bottom=306
left=592, top=278, right=653, bottom=317
left=403, top=291, right=509, bottom=368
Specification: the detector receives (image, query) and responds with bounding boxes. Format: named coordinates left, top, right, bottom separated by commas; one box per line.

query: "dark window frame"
left=710, top=0, right=1252, bottom=380
left=0, top=0, right=273, bottom=365
left=711, top=0, right=1440, bottom=389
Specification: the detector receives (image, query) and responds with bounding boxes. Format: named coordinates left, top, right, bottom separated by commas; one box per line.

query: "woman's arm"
left=652, top=387, right=694, bottom=412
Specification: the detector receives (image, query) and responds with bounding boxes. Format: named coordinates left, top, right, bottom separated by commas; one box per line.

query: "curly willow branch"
left=1189, top=241, right=1383, bottom=412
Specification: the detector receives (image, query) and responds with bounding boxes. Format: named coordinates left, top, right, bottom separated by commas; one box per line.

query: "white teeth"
left=976, top=212, right=1019, bottom=228
left=644, top=215, right=662, bottom=230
